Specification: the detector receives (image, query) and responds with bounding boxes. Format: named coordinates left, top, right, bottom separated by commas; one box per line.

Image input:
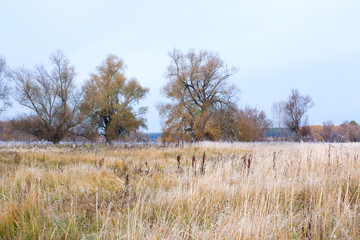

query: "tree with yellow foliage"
left=81, top=55, right=149, bottom=143
left=234, top=106, right=271, bottom=142
left=159, top=49, right=238, bottom=142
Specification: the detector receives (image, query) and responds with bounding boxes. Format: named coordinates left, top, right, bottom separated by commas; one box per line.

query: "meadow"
left=1, top=142, right=360, bottom=239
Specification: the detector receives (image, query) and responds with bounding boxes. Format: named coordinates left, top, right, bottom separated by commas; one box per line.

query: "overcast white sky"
left=1, top=0, right=360, bottom=132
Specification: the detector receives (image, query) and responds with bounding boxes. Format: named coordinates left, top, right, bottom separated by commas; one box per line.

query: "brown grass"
left=0, top=142, right=360, bottom=239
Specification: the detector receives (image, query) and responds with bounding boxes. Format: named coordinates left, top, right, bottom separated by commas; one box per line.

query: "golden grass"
left=1, top=142, right=360, bottom=239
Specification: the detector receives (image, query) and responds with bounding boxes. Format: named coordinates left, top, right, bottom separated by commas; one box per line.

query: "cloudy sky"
left=1, top=0, right=359, bottom=132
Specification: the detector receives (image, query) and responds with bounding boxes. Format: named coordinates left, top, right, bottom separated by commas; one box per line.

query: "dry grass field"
left=1, top=142, right=360, bottom=239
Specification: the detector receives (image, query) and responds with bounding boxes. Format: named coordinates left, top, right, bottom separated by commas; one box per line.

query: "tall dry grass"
left=1, top=142, right=360, bottom=239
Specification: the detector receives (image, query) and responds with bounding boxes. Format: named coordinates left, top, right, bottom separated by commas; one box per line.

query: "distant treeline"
left=266, top=121, right=360, bottom=142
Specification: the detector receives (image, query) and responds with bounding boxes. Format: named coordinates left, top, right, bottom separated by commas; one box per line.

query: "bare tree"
left=271, top=101, right=287, bottom=128
left=159, top=48, right=238, bottom=142
left=0, top=56, right=11, bottom=114
left=284, top=89, right=314, bottom=141
left=270, top=101, right=289, bottom=139
left=10, top=51, right=82, bottom=143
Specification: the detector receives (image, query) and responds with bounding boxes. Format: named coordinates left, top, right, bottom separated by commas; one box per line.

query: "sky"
left=1, top=0, right=359, bottom=132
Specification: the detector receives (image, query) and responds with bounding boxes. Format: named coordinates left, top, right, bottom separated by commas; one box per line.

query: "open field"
left=1, top=142, right=360, bottom=239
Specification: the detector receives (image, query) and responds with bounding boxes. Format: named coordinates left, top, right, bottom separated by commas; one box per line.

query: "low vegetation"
left=1, top=142, right=360, bottom=239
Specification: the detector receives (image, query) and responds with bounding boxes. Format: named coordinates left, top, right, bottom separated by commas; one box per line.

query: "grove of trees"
left=0, top=49, right=358, bottom=143
left=158, top=49, right=273, bottom=143
left=4, top=51, right=149, bottom=144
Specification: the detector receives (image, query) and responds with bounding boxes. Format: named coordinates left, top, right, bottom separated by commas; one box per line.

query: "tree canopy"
left=234, top=106, right=271, bottom=142
left=159, top=49, right=238, bottom=142
left=81, top=55, right=149, bottom=142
